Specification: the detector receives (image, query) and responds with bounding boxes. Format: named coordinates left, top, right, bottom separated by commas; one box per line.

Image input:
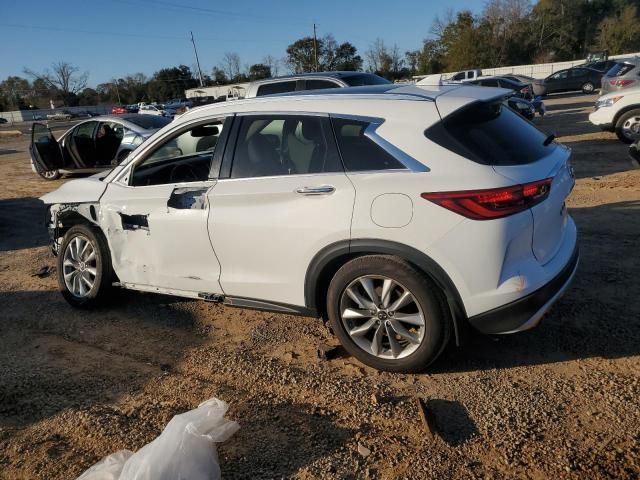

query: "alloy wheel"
left=339, top=275, right=426, bottom=360
left=622, top=116, right=640, bottom=142
left=62, top=234, right=97, bottom=297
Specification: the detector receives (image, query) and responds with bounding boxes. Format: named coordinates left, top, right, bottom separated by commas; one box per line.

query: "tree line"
left=2, top=0, right=640, bottom=110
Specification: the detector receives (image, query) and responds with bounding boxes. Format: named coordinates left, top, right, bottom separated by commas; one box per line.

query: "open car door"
left=30, top=123, right=64, bottom=172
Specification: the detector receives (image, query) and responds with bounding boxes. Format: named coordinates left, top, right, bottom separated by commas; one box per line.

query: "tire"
left=37, top=169, right=61, bottom=181
left=326, top=255, right=451, bottom=373
left=615, top=109, right=640, bottom=144
left=582, top=82, right=595, bottom=94
left=57, top=224, right=114, bottom=308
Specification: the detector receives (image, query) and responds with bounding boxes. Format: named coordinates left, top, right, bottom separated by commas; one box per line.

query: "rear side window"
left=304, top=79, right=340, bottom=90
left=341, top=74, right=391, bottom=86
left=256, top=81, right=297, bottom=96
left=332, top=118, right=405, bottom=171
left=425, top=101, right=556, bottom=166
left=606, top=63, right=635, bottom=77
left=230, top=115, right=342, bottom=178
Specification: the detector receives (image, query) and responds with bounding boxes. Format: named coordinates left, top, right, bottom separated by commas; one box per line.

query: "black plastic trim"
left=468, top=245, right=579, bottom=334
left=224, top=296, right=317, bottom=317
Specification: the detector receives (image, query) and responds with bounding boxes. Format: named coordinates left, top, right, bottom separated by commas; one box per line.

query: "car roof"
left=178, top=83, right=511, bottom=122
left=250, top=71, right=384, bottom=83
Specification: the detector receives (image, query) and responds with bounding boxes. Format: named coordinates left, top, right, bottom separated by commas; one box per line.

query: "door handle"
left=295, top=185, right=336, bottom=195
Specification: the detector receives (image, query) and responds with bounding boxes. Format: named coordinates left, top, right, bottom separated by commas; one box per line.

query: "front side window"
left=551, top=71, right=568, bottom=80
left=332, top=118, right=405, bottom=172
left=256, top=81, right=297, bottom=96
left=131, top=120, right=224, bottom=186
left=230, top=115, right=342, bottom=178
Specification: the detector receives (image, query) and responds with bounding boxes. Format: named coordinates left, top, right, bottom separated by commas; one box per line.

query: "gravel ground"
left=0, top=93, right=639, bottom=479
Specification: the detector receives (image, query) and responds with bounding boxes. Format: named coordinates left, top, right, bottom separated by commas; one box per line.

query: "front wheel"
left=37, top=169, right=61, bottom=180
left=582, top=82, right=595, bottom=94
left=57, top=225, right=114, bottom=308
left=326, top=255, right=451, bottom=373
left=615, top=109, right=640, bottom=144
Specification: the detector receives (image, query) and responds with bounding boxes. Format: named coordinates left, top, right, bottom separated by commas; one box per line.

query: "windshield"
left=127, top=116, right=171, bottom=129
left=342, top=74, right=392, bottom=87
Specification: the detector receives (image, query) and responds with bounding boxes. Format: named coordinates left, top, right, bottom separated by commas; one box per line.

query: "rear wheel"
left=57, top=225, right=114, bottom=308
left=37, top=169, right=61, bottom=180
left=615, top=109, right=640, bottom=144
left=327, top=255, right=450, bottom=372
left=581, top=82, right=595, bottom=94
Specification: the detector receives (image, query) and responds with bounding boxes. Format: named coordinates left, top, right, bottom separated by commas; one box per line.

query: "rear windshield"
left=127, top=116, right=171, bottom=129
left=425, top=101, right=556, bottom=166
left=606, top=62, right=635, bottom=77
left=342, top=74, right=391, bottom=87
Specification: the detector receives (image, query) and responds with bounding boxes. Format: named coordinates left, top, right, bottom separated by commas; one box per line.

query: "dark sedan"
left=544, top=67, right=603, bottom=95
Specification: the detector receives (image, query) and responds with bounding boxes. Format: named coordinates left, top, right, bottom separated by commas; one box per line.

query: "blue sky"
left=1, top=0, right=483, bottom=87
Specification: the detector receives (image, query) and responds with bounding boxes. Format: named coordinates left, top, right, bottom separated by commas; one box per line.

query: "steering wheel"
left=169, top=163, right=200, bottom=183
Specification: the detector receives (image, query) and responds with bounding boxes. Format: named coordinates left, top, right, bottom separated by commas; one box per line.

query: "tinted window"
left=256, top=81, right=297, bottom=96
left=304, top=79, right=340, bottom=90
left=569, top=69, right=586, bottom=78
left=230, top=115, right=341, bottom=178
left=480, top=79, right=499, bottom=87
left=342, top=74, right=392, bottom=86
left=606, top=62, right=635, bottom=77
left=550, top=71, right=568, bottom=80
left=451, top=72, right=465, bottom=81
left=332, top=118, right=405, bottom=171
left=127, top=116, right=171, bottom=129
left=424, top=101, right=556, bottom=166
left=74, top=121, right=97, bottom=138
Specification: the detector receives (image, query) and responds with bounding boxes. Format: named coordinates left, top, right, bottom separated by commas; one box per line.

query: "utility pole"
left=191, top=31, right=205, bottom=87
left=113, top=80, right=121, bottom=105
left=313, top=23, right=318, bottom=72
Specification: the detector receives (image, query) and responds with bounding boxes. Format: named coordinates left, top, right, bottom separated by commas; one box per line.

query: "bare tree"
left=24, top=61, right=88, bottom=99
left=365, top=38, right=389, bottom=72
left=262, top=55, right=280, bottom=77
left=220, top=52, right=242, bottom=82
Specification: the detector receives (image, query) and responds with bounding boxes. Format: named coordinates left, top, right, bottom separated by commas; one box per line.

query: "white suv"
left=40, top=84, right=578, bottom=372
left=589, top=87, right=640, bottom=143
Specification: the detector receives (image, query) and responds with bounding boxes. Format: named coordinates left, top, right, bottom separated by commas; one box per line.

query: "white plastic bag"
left=77, top=398, right=239, bottom=480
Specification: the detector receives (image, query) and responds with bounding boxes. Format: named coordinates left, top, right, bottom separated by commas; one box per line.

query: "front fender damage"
left=47, top=202, right=101, bottom=256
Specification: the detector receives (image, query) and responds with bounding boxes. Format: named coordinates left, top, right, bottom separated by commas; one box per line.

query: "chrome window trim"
left=236, top=111, right=329, bottom=118
left=330, top=113, right=430, bottom=173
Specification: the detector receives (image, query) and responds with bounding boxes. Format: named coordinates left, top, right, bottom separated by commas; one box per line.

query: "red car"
left=111, top=105, right=127, bottom=114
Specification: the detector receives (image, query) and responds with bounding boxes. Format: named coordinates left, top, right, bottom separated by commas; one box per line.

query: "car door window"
left=551, top=71, right=568, bottom=80
left=451, top=72, right=465, bottom=81
left=131, top=120, right=224, bottom=186
left=304, top=79, right=340, bottom=90
left=570, top=69, right=586, bottom=78
left=256, top=81, right=297, bottom=96
left=71, top=121, right=98, bottom=165
left=332, top=118, right=405, bottom=171
left=95, top=121, right=125, bottom=165
left=230, top=115, right=342, bottom=178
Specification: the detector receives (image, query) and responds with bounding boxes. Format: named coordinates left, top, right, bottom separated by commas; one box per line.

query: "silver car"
left=600, top=58, right=639, bottom=95
left=30, top=114, right=171, bottom=180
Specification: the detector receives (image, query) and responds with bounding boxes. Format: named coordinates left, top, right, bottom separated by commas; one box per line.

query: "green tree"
left=286, top=36, right=320, bottom=73
left=597, top=4, right=640, bottom=54
left=146, top=65, right=198, bottom=101
left=248, top=64, right=271, bottom=81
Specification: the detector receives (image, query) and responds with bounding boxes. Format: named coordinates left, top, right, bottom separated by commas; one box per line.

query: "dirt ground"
left=0, top=94, right=638, bottom=480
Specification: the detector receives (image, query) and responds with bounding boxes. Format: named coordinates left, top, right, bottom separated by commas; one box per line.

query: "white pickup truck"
left=46, top=111, right=72, bottom=121
left=448, top=69, right=483, bottom=82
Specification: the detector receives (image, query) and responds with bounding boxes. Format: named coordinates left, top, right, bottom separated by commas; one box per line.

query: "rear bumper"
left=468, top=245, right=579, bottom=334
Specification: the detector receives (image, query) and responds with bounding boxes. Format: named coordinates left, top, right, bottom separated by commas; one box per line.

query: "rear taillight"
left=609, top=79, right=635, bottom=87
left=421, top=178, right=553, bottom=220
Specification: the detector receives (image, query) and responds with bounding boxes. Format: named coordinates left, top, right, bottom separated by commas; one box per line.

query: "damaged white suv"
left=41, top=83, right=578, bottom=372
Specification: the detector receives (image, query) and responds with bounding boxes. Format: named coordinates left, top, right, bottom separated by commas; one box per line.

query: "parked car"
left=580, top=59, right=618, bottom=73
left=499, top=74, right=547, bottom=96
left=245, top=71, right=391, bottom=98
left=30, top=114, right=171, bottom=180
left=0, top=117, right=7, bottom=124
left=507, top=96, right=536, bottom=120
left=466, top=76, right=545, bottom=117
left=544, top=67, right=603, bottom=94
left=164, top=98, right=193, bottom=109
left=47, top=111, right=72, bottom=121
left=467, top=76, right=533, bottom=100
left=600, top=58, right=639, bottom=96
left=449, top=69, right=483, bottom=82
left=39, top=83, right=578, bottom=372
left=589, top=87, right=640, bottom=143
left=112, top=105, right=128, bottom=114
left=139, top=104, right=175, bottom=118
